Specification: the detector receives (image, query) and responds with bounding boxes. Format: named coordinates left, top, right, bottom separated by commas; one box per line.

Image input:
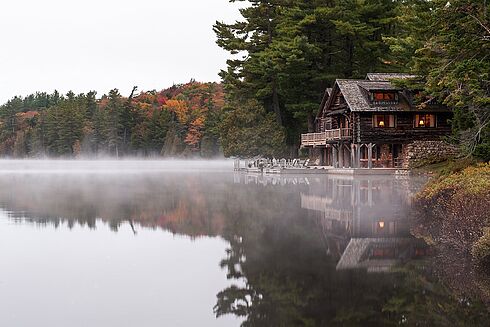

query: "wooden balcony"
left=301, top=128, right=352, bottom=147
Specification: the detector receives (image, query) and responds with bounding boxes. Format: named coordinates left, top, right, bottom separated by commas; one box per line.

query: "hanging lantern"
left=419, top=119, right=425, bottom=126
left=378, top=221, right=385, bottom=229
left=378, top=120, right=385, bottom=127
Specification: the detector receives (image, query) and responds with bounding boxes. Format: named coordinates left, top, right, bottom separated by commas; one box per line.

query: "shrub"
left=472, top=228, right=490, bottom=265
left=418, top=163, right=490, bottom=200
left=474, top=143, right=490, bottom=162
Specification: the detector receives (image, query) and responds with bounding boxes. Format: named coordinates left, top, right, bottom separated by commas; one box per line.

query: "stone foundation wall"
left=402, top=140, right=459, bottom=168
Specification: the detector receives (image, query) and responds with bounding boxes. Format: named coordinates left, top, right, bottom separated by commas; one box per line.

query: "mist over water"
left=0, top=160, right=486, bottom=326
left=0, top=159, right=233, bottom=174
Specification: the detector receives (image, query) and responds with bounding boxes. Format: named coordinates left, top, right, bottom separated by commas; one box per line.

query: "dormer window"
left=370, top=92, right=399, bottom=104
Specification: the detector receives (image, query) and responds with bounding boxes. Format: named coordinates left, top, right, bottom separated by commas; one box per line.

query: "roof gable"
left=318, top=75, right=450, bottom=114
left=330, top=79, right=408, bottom=112
left=316, top=88, right=333, bottom=118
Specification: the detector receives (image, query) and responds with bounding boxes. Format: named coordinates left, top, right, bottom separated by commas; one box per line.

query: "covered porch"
left=311, top=143, right=405, bottom=169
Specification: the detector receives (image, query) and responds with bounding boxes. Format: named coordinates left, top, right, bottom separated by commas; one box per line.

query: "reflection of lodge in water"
left=301, top=176, right=430, bottom=272
left=234, top=173, right=312, bottom=186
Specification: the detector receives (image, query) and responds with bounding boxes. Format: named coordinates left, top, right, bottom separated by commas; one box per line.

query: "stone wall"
left=402, top=140, right=459, bottom=168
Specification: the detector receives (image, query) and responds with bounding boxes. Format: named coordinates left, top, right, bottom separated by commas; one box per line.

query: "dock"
left=234, top=159, right=408, bottom=176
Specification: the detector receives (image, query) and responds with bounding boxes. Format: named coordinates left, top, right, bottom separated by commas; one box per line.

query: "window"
left=415, top=114, right=436, bottom=128
left=371, top=247, right=395, bottom=258
left=373, top=114, right=395, bottom=128
left=370, top=92, right=399, bottom=103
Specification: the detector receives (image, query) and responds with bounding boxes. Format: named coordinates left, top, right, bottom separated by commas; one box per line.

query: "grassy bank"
left=415, top=163, right=490, bottom=259
left=413, top=163, right=490, bottom=302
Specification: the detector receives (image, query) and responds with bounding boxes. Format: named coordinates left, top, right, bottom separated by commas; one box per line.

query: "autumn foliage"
left=0, top=81, right=224, bottom=157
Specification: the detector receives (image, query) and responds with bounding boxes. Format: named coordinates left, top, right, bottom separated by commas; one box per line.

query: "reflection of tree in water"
left=215, top=176, right=490, bottom=326
left=0, top=173, right=230, bottom=237
left=1, top=172, right=488, bottom=324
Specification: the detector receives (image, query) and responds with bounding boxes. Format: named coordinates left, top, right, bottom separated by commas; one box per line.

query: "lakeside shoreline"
left=412, top=163, right=490, bottom=304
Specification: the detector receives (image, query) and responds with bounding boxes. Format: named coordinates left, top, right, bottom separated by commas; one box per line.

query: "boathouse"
left=301, top=73, right=456, bottom=168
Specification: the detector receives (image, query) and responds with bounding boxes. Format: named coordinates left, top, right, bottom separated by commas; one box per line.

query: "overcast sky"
left=0, top=0, right=244, bottom=103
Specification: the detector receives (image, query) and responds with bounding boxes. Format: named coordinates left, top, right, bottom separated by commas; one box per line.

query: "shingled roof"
left=366, top=73, right=417, bottom=81
left=336, top=79, right=411, bottom=112
left=336, top=238, right=418, bottom=272
left=319, top=73, right=447, bottom=115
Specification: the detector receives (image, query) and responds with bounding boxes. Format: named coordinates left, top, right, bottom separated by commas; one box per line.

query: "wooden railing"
left=301, top=132, right=327, bottom=146
left=301, top=128, right=352, bottom=146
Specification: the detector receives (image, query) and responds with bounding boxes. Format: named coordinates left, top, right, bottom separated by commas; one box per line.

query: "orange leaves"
left=120, top=81, right=224, bottom=150
left=15, top=111, right=39, bottom=130
left=165, top=99, right=189, bottom=124
left=16, top=111, right=39, bottom=120
left=185, top=117, right=205, bottom=146
left=165, top=99, right=206, bottom=148
left=98, top=98, right=109, bottom=109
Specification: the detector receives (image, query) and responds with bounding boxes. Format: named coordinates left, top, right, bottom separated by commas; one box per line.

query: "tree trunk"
left=307, top=113, right=315, bottom=133
left=272, top=80, right=282, bottom=126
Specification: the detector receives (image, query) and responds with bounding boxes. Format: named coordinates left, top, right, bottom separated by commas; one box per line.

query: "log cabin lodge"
left=300, top=73, right=455, bottom=169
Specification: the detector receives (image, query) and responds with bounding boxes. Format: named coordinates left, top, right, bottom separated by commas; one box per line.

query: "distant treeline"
left=0, top=82, right=224, bottom=158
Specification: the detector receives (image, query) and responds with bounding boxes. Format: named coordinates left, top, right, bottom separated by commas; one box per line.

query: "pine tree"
left=413, top=0, right=490, bottom=159
left=215, top=0, right=401, bottom=153
left=106, top=89, right=124, bottom=157
left=219, top=99, right=285, bottom=157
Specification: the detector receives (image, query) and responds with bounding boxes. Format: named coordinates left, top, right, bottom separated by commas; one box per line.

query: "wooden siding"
left=357, top=112, right=452, bottom=143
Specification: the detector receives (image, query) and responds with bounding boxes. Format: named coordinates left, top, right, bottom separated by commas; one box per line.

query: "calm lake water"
left=0, top=160, right=487, bottom=326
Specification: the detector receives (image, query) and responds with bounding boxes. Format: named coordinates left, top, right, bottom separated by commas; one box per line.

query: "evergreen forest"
left=0, top=0, right=488, bottom=159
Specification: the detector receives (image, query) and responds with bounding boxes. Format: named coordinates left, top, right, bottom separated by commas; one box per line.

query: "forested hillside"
left=215, top=0, right=490, bottom=160
left=0, top=82, right=224, bottom=158
left=1, top=0, right=488, bottom=160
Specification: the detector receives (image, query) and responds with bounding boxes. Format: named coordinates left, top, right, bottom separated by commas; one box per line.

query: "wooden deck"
left=301, top=128, right=352, bottom=147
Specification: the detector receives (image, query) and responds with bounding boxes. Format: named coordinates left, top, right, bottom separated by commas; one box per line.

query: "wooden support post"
left=356, top=144, right=361, bottom=169
left=350, top=143, right=355, bottom=168
left=368, top=143, right=373, bottom=169
left=338, top=144, right=343, bottom=168
left=325, top=145, right=332, bottom=166
left=368, top=179, right=373, bottom=207
left=332, top=145, right=337, bottom=168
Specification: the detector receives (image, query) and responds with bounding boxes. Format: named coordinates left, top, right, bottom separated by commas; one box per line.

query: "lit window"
left=415, top=114, right=436, bottom=127
left=373, top=114, right=395, bottom=128
left=371, top=92, right=398, bottom=103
